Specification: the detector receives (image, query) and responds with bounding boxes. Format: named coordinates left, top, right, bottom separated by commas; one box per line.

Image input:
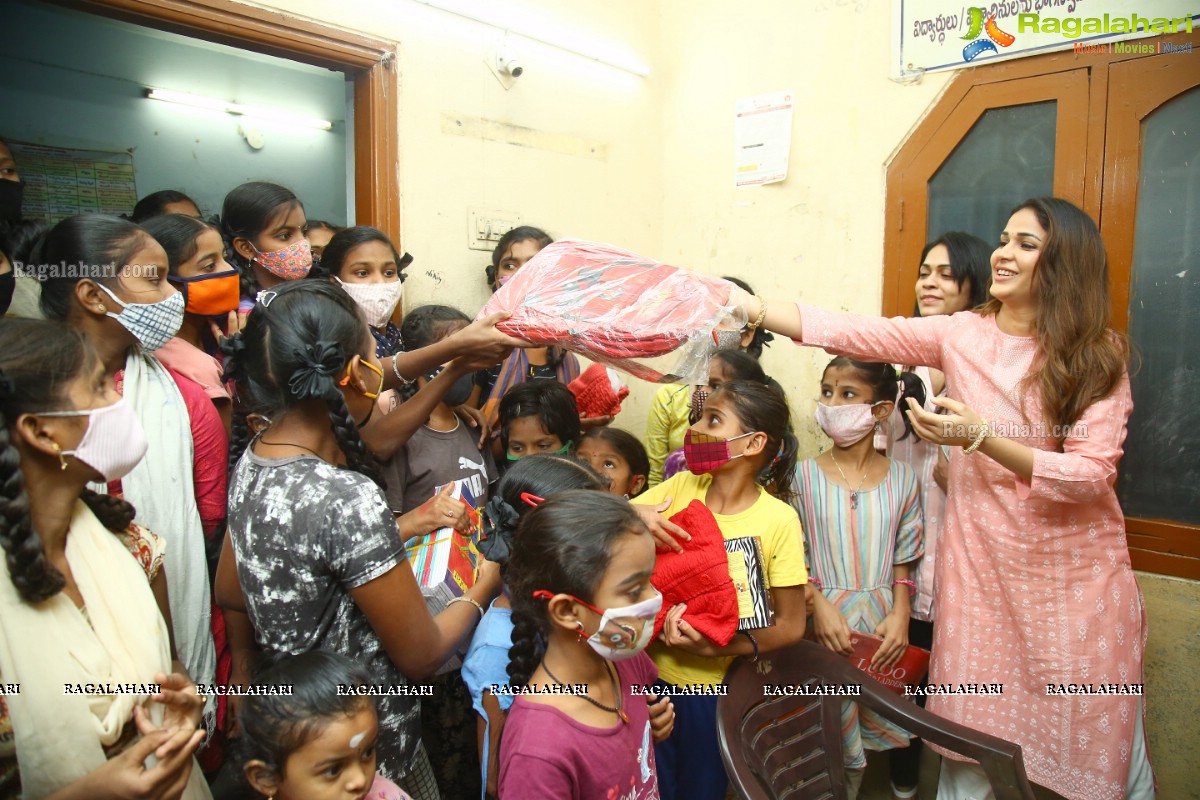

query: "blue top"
left=462, top=600, right=516, bottom=799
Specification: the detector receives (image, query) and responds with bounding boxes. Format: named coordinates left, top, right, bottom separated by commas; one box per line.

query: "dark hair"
left=485, top=225, right=553, bottom=288
left=130, top=190, right=199, bottom=224
left=709, top=379, right=799, bottom=500
left=712, top=348, right=767, bottom=385
left=578, top=427, right=650, bottom=497
left=0, top=319, right=137, bottom=603
left=318, top=225, right=404, bottom=283
left=822, top=356, right=927, bottom=441
left=236, top=650, right=372, bottom=782
left=913, top=231, right=993, bottom=315
left=220, top=182, right=303, bottom=299
left=498, top=379, right=581, bottom=454
left=506, top=491, right=648, bottom=687
left=721, top=276, right=773, bottom=358
left=140, top=214, right=217, bottom=276
left=220, top=280, right=381, bottom=485
left=479, top=454, right=606, bottom=566
left=400, top=304, right=470, bottom=353
left=979, top=197, right=1128, bottom=431
left=14, top=215, right=149, bottom=320
left=304, top=219, right=342, bottom=235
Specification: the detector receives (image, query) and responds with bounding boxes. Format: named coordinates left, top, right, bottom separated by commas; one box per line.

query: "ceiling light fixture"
left=145, top=88, right=334, bottom=131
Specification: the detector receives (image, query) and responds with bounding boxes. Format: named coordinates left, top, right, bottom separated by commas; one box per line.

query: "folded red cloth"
left=568, top=362, right=630, bottom=419
left=651, top=500, right=740, bottom=647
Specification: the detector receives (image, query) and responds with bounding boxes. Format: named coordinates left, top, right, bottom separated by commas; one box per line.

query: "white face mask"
left=814, top=402, right=886, bottom=447
left=96, top=283, right=185, bottom=352
left=335, top=277, right=404, bottom=328
left=38, top=397, right=149, bottom=481
left=582, top=591, right=663, bottom=662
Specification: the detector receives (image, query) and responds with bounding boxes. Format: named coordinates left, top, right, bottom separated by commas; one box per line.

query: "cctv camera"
left=496, top=46, right=524, bottom=78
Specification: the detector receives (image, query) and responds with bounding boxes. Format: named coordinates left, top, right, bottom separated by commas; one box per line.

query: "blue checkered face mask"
left=96, top=283, right=185, bottom=352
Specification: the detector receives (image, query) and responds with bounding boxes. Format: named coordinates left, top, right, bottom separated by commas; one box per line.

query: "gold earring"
left=51, top=442, right=68, bottom=471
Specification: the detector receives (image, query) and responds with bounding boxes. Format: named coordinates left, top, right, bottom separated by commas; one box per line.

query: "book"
left=847, top=632, right=931, bottom=694
left=723, top=536, right=774, bottom=630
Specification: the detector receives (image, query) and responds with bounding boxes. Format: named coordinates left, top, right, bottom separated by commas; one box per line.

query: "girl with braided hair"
left=0, top=318, right=209, bottom=799
left=214, top=280, right=501, bottom=799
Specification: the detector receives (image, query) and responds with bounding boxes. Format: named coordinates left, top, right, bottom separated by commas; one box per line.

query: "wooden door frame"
left=53, top=0, right=400, bottom=244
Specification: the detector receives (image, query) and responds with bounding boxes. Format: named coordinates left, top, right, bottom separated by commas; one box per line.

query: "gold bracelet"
left=963, top=422, right=991, bottom=454
left=745, top=294, right=767, bottom=331
left=448, top=595, right=484, bottom=619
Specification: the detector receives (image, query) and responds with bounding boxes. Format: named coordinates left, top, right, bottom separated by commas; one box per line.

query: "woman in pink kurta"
left=733, top=198, right=1152, bottom=800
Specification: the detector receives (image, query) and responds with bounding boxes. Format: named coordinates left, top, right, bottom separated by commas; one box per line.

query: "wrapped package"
left=478, top=239, right=744, bottom=384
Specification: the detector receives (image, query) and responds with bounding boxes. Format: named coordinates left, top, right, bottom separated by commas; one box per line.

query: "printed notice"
left=8, top=141, right=137, bottom=224
left=734, top=91, right=793, bottom=188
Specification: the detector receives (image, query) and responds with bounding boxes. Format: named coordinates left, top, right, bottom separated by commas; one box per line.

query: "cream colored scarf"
left=0, top=501, right=210, bottom=799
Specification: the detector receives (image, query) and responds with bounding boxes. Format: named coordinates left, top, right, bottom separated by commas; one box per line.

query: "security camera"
left=496, top=46, right=524, bottom=78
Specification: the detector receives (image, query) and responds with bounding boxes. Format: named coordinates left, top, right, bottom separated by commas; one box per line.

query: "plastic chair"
left=717, top=639, right=1037, bottom=800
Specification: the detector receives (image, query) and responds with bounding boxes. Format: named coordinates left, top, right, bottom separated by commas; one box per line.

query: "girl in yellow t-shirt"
left=634, top=378, right=809, bottom=800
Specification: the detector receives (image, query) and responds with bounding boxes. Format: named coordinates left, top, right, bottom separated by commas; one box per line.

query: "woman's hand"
left=209, top=309, right=249, bottom=344
left=409, top=485, right=471, bottom=536
left=811, top=594, right=853, bottom=656
left=632, top=501, right=690, bottom=554
left=905, top=396, right=986, bottom=448
left=453, top=403, right=492, bottom=449
left=871, top=611, right=909, bottom=670
left=579, top=415, right=613, bottom=432
left=71, top=717, right=204, bottom=800
left=646, top=693, right=675, bottom=743
left=657, top=603, right=720, bottom=657
left=452, top=312, right=526, bottom=362
left=474, top=555, right=503, bottom=600
left=151, top=671, right=204, bottom=736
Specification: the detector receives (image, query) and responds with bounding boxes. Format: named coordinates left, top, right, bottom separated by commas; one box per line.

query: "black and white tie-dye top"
left=228, top=450, right=420, bottom=778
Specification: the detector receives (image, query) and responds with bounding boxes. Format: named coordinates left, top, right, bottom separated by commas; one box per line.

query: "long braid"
left=0, top=417, right=65, bottom=603
left=324, top=392, right=383, bottom=488
left=79, top=488, right=137, bottom=533
left=506, top=605, right=544, bottom=688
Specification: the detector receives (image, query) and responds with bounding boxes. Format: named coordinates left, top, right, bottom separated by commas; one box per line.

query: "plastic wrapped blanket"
left=477, top=239, right=743, bottom=384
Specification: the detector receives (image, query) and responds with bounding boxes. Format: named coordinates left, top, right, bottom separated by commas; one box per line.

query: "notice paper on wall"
left=734, top=91, right=793, bottom=188
left=8, top=142, right=137, bottom=224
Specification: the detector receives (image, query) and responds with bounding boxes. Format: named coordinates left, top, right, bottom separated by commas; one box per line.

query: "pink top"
left=798, top=304, right=1147, bottom=800
left=366, top=774, right=412, bottom=800
left=156, top=336, right=230, bottom=402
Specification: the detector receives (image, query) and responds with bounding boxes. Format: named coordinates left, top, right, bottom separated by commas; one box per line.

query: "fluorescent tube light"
left=146, top=88, right=334, bottom=131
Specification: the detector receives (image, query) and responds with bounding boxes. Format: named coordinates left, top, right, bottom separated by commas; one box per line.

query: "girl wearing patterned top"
left=799, top=356, right=924, bottom=800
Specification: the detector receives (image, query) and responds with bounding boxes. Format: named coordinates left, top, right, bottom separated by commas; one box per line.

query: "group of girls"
left=0, top=168, right=1152, bottom=800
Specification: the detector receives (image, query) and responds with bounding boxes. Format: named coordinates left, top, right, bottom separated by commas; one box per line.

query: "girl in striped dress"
left=796, top=356, right=924, bottom=800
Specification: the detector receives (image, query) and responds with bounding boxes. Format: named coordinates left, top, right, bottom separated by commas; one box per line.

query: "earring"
left=51, top=442, right=68, bottom=471
left=576, top=621, right=587, bottom=643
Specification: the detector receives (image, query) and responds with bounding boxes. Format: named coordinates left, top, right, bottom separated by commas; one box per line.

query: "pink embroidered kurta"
left=798, top=304, right=1147, bottom=800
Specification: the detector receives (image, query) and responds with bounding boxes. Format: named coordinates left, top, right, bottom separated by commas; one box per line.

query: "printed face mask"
left=713, top=328, right=742, bottom=350
left=38, top=397, right=148, bottom=481
left=536, top=590, right=663, bottom=661
left=96, top=283, right=184, bottom=352
left=814, top=402, right=885, bottom=447
left=168, top=270, right=240, bottom=317
left=683, top=428, right=754, bottom=475
left=688, top=387, right=710, bottom=425
left=335, top=277, right=404, bottom=328
left=251, top=238, right=312, bottom=280
left=424, top=365, right=474, bottom=407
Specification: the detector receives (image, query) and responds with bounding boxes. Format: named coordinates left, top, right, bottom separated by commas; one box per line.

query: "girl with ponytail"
left=0, top=318, right=209, bottom=799
left=499, top=491, right=672, bottom=799
left=215, top=280, right=501, bottom=797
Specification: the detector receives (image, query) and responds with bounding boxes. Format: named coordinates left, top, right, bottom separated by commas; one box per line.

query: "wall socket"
left=468, top=208, right=522, bottom=251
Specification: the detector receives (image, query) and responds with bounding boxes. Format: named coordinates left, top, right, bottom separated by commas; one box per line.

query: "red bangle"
left=894, top=579, right=916, bottom=595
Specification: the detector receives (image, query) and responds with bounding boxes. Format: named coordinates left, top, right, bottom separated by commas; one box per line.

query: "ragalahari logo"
left=961, top=7, right=1016, bottom=62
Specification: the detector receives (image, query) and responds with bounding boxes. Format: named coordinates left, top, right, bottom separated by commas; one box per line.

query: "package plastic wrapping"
left=478, top=239, right=744, bottom=384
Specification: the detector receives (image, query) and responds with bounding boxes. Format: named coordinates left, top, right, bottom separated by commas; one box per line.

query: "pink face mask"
left=814, top=402, right=885, bottom=447
left=252, top=238, right=312, bottom=280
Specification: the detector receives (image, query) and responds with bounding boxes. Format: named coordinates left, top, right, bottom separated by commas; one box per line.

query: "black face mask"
left=0, top=180, right=24, bottom=225
left=426, top=366, right=475, bottom=408
left=0, top=271, right=14, bottom=316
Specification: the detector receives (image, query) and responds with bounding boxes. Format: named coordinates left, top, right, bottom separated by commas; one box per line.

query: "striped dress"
left=795, top=457, right=924, bottom=768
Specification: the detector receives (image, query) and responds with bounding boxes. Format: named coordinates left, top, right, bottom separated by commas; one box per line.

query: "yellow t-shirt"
left=635, top=472, right=808, bottom=687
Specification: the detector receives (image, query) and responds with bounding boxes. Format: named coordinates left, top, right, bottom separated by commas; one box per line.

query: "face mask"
left=0, top=271, right=14, bottom=316
left=814, top=402, right=885, bottom=447
left=96, top=283, right=185, bottom=352
left=168, top=270, right=240, bottom=316
left=536, top=590, right=663, bottom=662
left=497, top=273, right=513, bottom=288
left=251, top=238, right=312, bottom=280
left=335, top=277, right=404, bottom=328
left=424, top=365, right=473, bottom=407
left=683, top=428, right=754, bottom=475
left=37, top=398, right=148, bottom=481
left=688, top=387, right=709, bottom=425
left=0, top=179, right=23, bottom=224
left=506, top=441, right=572, bottom=462
left=713, top=328, right=742, bottom=350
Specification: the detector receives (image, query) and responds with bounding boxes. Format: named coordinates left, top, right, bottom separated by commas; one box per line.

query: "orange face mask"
left=168, top=270, right=241, bottom=316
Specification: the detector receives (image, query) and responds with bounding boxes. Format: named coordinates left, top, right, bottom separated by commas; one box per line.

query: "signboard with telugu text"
left=893, top=0, right=1198, bottom=79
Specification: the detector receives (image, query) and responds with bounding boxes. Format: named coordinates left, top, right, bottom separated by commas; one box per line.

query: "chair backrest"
left=717, top=640, right=1037, bottom=800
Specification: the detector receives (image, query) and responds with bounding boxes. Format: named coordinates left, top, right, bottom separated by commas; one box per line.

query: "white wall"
left=1, top=0, right=349, bottom=223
